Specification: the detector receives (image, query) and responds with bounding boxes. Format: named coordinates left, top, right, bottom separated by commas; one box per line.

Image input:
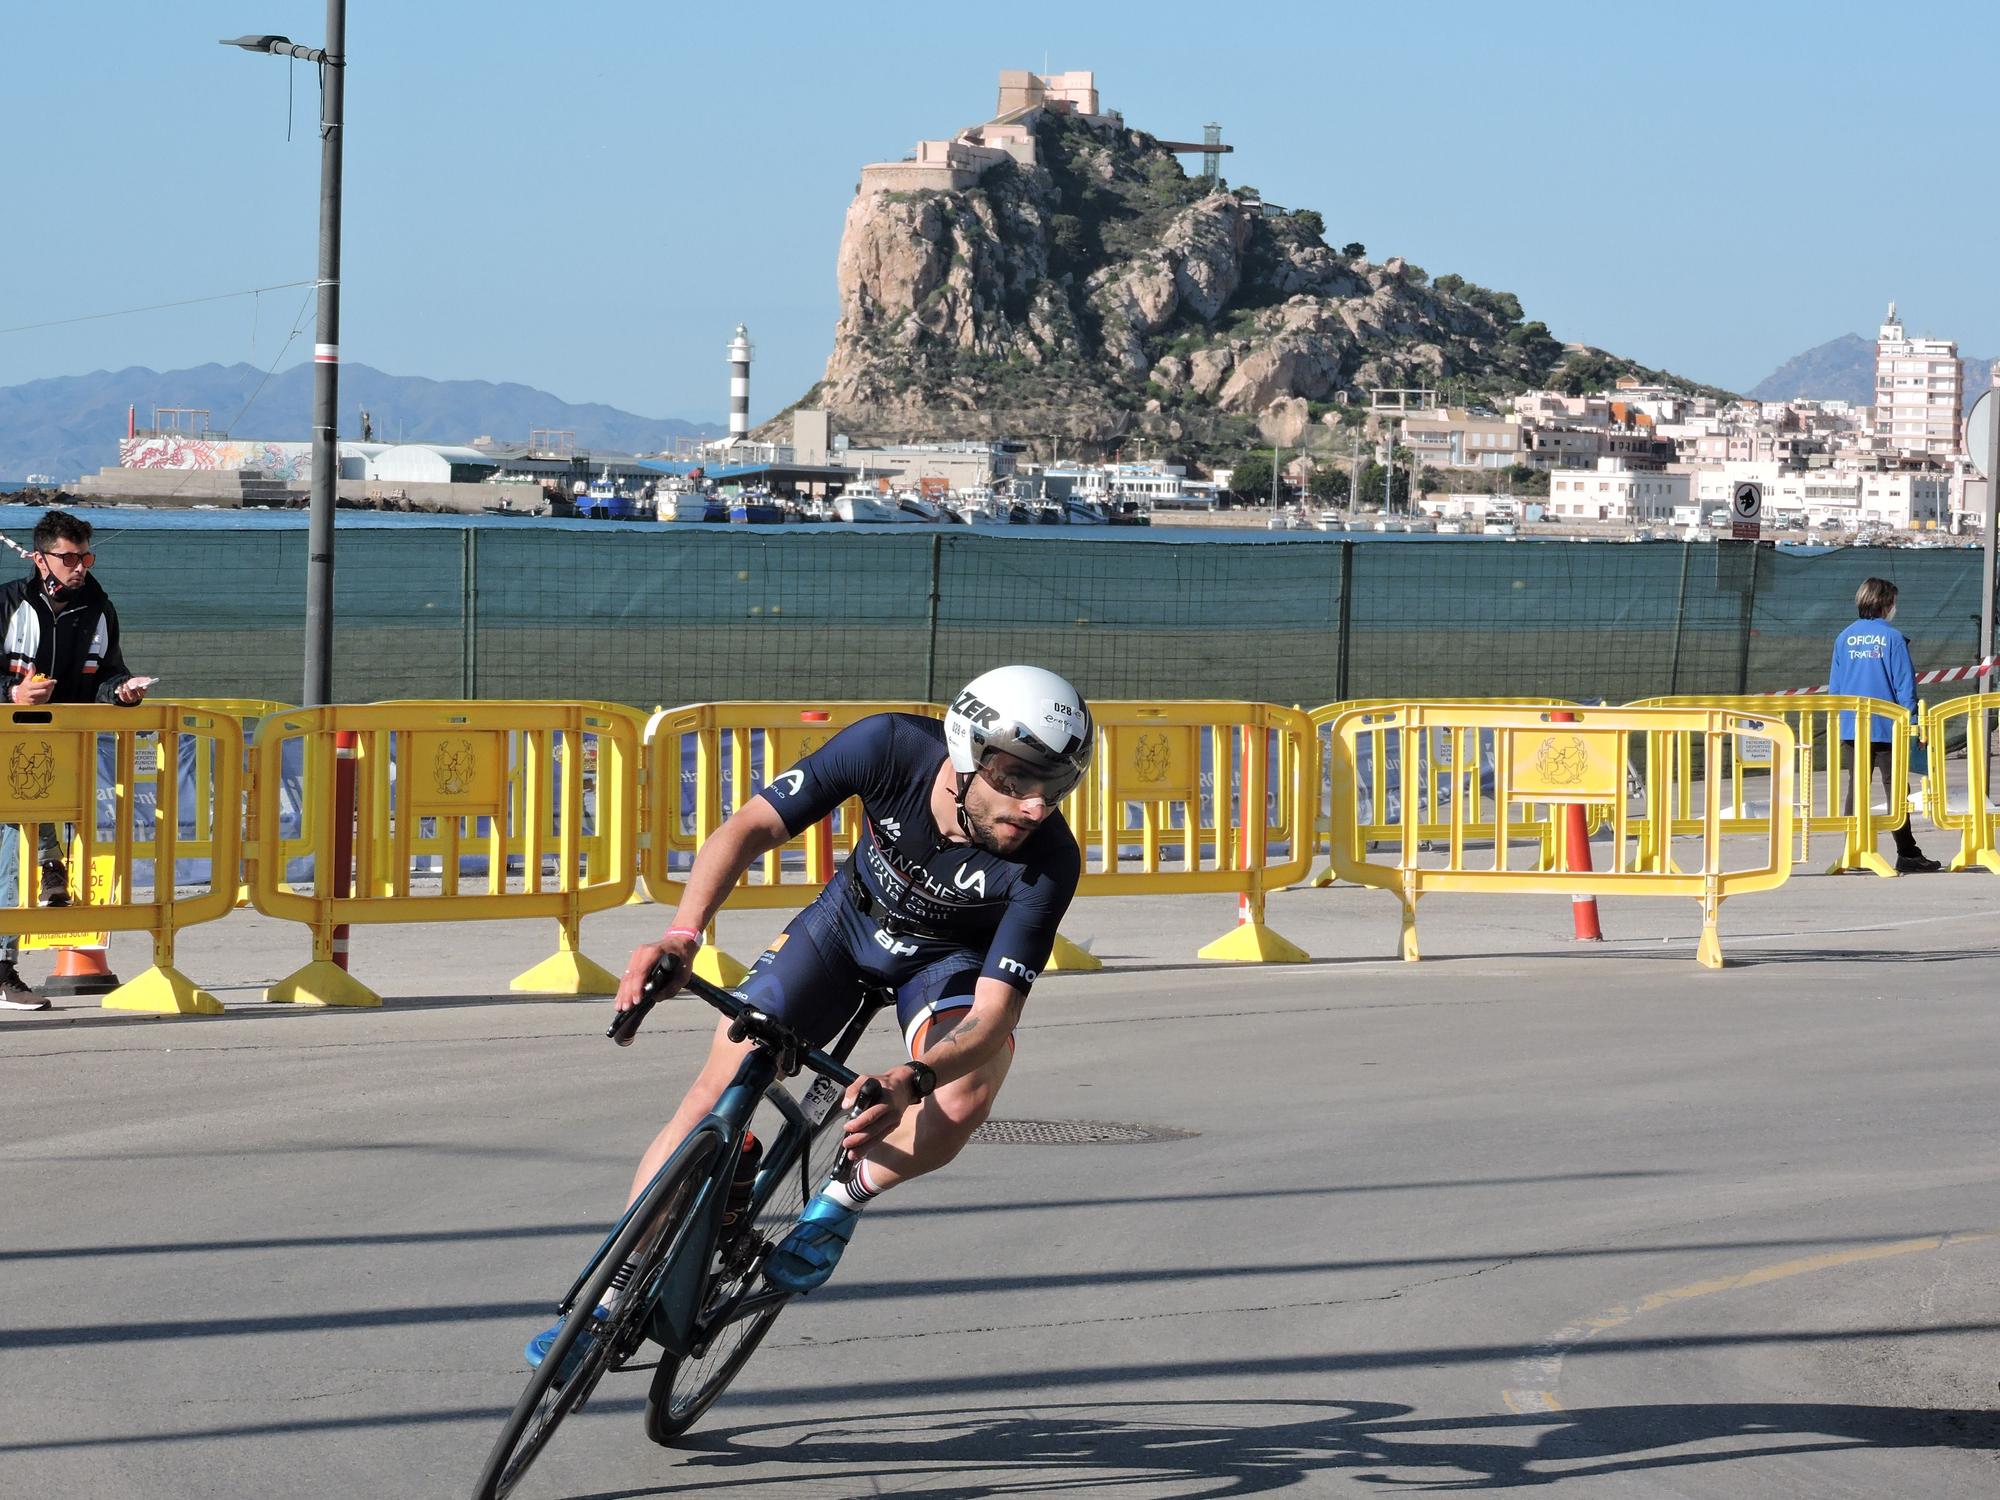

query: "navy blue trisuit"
left=742, top=713, right=1081, bottom=1053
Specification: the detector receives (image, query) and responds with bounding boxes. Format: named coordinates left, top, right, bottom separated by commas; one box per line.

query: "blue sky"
left=5, top=1, right=1997, bottom=423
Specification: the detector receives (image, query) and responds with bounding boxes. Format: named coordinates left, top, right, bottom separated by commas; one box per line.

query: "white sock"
left=823, top=1158, right=886, bottom=1211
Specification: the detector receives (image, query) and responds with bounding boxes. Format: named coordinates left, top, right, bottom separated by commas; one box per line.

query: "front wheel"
left=472, top=1134, right=720, bottom=1500
left=643, top=1089, right=850, bottom=1444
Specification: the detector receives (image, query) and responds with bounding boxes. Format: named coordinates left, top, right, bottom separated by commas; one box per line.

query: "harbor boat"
left=574, top=467, right=640, bottom=520
left=947, top=486, right=1004, bottom=524
left=1266, top=507, right=1321, bottom=531
left=896, top=491, right=950, bottom=523
left=729, top=489, right=788, bottom=524
left=835, top=490, right=910, bottom=523
left=1105, top=497, right=1152, bottom=526
left=661, top=489, right=729, bottom=522
left=1063, top=496, right=1110, bottom=525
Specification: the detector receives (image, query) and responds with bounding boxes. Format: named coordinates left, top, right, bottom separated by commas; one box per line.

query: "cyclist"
left=526, top=664, right=1092, bottom=1370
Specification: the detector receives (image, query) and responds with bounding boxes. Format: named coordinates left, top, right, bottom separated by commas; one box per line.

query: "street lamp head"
left=220, top=34, right=290, bottom=52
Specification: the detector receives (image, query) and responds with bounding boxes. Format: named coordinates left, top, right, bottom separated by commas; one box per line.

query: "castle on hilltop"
left=857, top=70, right=1117, bottom=194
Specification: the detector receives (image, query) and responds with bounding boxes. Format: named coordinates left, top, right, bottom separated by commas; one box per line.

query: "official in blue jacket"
left=1830, top=576, right=1937, bottom=872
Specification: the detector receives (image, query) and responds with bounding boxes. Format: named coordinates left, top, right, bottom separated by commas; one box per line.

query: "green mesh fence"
left=7, top=513, right=1992, bottom=710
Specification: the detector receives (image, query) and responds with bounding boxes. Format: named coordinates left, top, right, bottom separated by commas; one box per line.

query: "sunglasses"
left=40, top=550, right=93, bottom=566
left=974, top=757, right=1077, bottom=804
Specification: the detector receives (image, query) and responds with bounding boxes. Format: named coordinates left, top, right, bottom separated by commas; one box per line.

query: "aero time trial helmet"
left=944, top=665, right=1094, bottom=800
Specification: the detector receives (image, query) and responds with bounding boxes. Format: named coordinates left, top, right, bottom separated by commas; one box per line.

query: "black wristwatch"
left=903, top=1060, right=938, bottom=1100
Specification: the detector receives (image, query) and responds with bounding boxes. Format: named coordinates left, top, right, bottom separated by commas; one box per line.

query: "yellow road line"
left=1501, top=1228, right=1997, bottom=1414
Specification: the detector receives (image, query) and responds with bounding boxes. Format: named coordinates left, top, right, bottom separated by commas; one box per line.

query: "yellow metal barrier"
left=641, top=701, right=942, bottom=984
left=1326, top=703, right=1794, bottom=968
left=1921, top=692, right=2000, bottom=872
left=1307, top=698, right=1582, bottom=885
left=1075, top=701, right=1317, bottom=962
left=179, top=699, right=296, bottom=906
left=248, top=701, right=638, bottom=1005
left=1627, top=695, right=1913, bottom=877
left=0, top=703, right=242, bottom=1012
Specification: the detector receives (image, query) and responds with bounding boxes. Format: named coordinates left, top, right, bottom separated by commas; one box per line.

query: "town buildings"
left=1389, top=304, right=1977, bottom=535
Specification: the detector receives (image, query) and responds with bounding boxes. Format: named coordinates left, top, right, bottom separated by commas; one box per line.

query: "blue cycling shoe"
left=523, top=1304, right=609, bottom=1384
left=764, top=1194, right=863, bottom=1293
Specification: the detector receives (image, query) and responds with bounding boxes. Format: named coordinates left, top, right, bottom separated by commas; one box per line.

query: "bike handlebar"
left=606, top=952, right=862, bottom=1091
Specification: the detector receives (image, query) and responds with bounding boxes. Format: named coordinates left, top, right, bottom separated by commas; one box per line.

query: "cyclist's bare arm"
left=614, top=797, right=792, bottom=1015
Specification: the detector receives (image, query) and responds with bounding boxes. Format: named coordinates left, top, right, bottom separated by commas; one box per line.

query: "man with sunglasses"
left=0, top=510, right=150, bottom=1010
left=526, top=665, right=1091, bottom=1371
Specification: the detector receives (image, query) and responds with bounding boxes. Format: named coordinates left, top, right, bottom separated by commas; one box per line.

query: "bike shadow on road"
left=557, top=1396, right=2000, bottom=1496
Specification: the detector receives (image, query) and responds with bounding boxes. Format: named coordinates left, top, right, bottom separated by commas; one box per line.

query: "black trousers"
left=1839, top=741, right=1920, bottom=859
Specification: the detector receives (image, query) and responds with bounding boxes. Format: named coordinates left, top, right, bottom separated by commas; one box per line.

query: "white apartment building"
left=1689, top=461, right=1948, bottom=530
left=1400, top=408, right=1523, bottom=469
left=1547, top=459, right=1689, bottom=523
left=1872, top=302, right=1962, bottom=458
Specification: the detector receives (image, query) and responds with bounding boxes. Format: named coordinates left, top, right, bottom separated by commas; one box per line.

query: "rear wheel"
left=473, top=1134, right=720, bottom=1499
left=644, top=1086, right=849, bottom=1444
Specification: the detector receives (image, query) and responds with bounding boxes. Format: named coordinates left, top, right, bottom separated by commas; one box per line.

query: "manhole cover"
left=970, top=1118, right=1195, bottom=1146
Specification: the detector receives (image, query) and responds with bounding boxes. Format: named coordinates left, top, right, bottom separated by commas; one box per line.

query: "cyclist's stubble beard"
left=962, top=780, right=1035, bottom=856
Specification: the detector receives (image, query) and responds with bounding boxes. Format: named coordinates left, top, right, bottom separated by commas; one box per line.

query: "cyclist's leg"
left=624, top=903, right=862, bottom=1210
left=766, top=963, right=1005, bottom=1292
left=862, top=965, right=1013, bottom=1190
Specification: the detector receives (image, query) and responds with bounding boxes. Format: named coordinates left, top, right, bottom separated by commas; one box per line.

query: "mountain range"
left=0, top=362, right=722, bottom=483
left=1749, top=333, right=1994, bottom=408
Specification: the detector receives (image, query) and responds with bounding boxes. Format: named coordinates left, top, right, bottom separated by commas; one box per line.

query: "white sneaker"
left=0, top=961, right=50, bottom=1010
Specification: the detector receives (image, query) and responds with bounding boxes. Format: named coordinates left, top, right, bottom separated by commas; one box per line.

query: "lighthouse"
left=727, top=324, right=752, bottom=445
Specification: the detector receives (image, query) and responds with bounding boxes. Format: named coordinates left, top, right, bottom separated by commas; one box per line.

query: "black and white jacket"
left=0, top=571, right=136, bottom=704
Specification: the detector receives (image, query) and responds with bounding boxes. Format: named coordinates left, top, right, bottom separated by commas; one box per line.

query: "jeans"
left=0, top=823, right=67, bottom=963
left=1839, top=741, right=1921, bottom=860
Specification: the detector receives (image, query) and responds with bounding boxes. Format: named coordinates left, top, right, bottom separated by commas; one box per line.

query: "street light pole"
left=222, top=1, right=345, bottom=707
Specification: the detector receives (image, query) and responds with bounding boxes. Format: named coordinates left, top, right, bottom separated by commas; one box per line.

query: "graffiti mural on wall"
left=119, top=437, right=312, bottom=481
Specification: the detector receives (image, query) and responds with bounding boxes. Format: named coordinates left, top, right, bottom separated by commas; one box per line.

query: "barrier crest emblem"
left=1533, top=734, right=1590, bottom=786
left=8, top=740, right=54, bottom=801
left=433, top=738, right=477, bottom=796
left=1133, top=732, right=1172, bottom=785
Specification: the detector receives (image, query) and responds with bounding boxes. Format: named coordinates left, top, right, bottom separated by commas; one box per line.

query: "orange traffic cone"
left=43, top=943, right=120, bottom=997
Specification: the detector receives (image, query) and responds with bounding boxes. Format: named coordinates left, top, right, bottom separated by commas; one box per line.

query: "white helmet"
left=945, top=665, right=1094, bottom=798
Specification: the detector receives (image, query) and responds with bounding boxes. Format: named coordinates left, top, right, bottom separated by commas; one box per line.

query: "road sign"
left=1731, top=480, right=1763, bottom=540
left=1969, top=390, right=1995, bottom=479
left=1973, top=389, right=1999, bottom=666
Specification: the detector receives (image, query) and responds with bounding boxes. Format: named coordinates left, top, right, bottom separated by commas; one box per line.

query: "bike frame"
left=556, top=979, right=888, bottom=1364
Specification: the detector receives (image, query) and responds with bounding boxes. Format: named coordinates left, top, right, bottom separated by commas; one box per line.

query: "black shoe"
left=39, top=859, right=68, bottom=908
left=0, top=961, right=49, bottom=1011
left=1895, top=854, right=1942, bottom=874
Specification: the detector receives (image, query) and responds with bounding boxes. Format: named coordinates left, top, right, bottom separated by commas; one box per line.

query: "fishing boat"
left=834, top=490, right=906, bottom=523
left=573, top=467, right=640, bottom=520
left=729, top=491, right=787, bottom=525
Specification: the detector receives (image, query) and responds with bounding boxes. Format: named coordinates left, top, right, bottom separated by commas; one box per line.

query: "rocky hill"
left=788, top=112, right=1728, bottom=456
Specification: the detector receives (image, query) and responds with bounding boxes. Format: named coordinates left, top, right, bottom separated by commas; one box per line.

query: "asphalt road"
left=4, top=870, right=1998, bottom=1498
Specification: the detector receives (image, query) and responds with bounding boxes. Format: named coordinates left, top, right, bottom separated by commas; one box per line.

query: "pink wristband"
left=665, top=927, right=704, bottom=947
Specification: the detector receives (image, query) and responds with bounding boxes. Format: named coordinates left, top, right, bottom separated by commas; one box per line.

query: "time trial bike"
left=471, top=958, right=887, bottom=1499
